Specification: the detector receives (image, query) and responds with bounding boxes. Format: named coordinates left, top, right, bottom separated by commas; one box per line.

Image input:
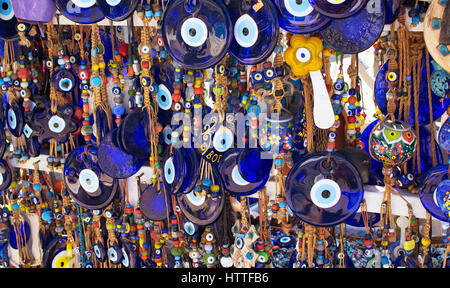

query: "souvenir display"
left=0, top=0, right=447, bottom=271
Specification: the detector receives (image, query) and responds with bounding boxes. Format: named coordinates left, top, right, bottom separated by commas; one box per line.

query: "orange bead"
left=83, top=103, right=90, bottom=113
left=327, top=142, right=336, bottom=149
left=348, top=96, right=356, bottom=105
left=115, top=118, right=122, bottom=125
left=84, top=135, right=92, bottom=141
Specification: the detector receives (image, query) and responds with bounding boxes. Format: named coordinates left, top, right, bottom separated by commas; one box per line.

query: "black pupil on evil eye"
left=2, top=2, right=8, bottom=10
left=296, top=0, right=302, bottom=4
left=167, top=134, right=172, bottom=140
left=161, top=95, right=166, bottom=102
left=189, top=28, right=196, bottom=37
left=243, top=27, right=249, bottom=36
left=391, top=132, right=395, bottom=136
left=301, top=53, right=306, bottom=58
left=321, top=190, right=331, bottom=199
left=54, top=123, right=59, bottom=128
left=86, top=178, right=92, bottom=185
left=168, top=168, right=172, bottom=175
left=221, top=139, right=226, bottom=145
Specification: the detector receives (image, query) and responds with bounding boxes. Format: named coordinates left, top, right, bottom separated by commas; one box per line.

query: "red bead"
left=172, top=92, right=181, bottom=102
left=118, top=44, right=129, bottom=57
left=141, top=61, right=149, bottom=69
left=347, top=116, right=356, bottom=123
left=17, top=68, right=30, bottom=79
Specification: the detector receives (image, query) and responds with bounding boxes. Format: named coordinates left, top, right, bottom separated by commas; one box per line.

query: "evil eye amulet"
left=274, top=0, right=331, bottom=34
left=56, top=0, right=105, bottom=24
left=97, top=0, right=139, bottom=21
left=161, top=0, right=232, bottom=69
left=226, top=0, right=279, bottom=64
left=369, top=119, right=416, bottom=166
left=51, top=69, right=77, bottom=93
left=0, top=0, right=20, bottom=41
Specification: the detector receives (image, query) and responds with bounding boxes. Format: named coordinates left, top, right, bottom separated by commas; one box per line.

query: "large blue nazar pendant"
left=226, top=0, right=279, bottom=64
left=161, top=0, right=232, bottom=69
left=56, top=0, right=105, bottom=24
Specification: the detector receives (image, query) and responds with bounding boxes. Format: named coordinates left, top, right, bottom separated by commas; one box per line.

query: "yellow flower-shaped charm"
left=284, top=35, right=323, bottom=77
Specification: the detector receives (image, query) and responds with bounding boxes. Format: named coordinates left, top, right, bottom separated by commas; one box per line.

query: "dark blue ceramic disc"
left=97, top=0, right=139, bottom=21
left=180, top=148, right=200, bottom=194
left=56, top=0, right=105, bottom=24
left=6, top=99, right=24, bottom=137
left=384, top=0, right=399, bottom=24
left=285, top=152, right=364, bottom=227
left=438, top=117, right=450, bottom=152
left=275, top=0, right=331, bottom=34
left=98, top=128, right=144, bottom=179
left=406, top=126, right=443, bottom=175
left=237, top=148, right=273, bottom=183
left=120, top=109, right=151, bottom=159
left=163, top=149, right=185, bottom=194
left=161, top=0, right=232, bottom=69
left=0, top=0, right=19, bottom=41
left=346, top=212, right=380, bottom=227
left=0, top=159, right=12, bottom=190
left=219, top=148, right=268, bottom=196
left=176, top=168, right=225, bottom=226
left=140, top=181, right=173, bottom=221
left=309, top=0, right=368, bottom=18
left=418, top=164, right=449, bottom=222
left=436, top=180, right=450, bottom=222
left=51, top=69, right=77, bottom=93
left=374, top=59, right=450, bottom=126
left=9, top=220, right=31, bottom=250
left=64, top=146, right=118, bottom=210
left=226, top=0, right=279, bottom=64
left=319, top=0, right=384, bottom=54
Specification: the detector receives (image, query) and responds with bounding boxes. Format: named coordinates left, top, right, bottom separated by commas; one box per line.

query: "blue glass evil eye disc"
left=97, top=0, right=139, bottom=21
left=0, top=0, right=19, bottom=41
left=226, top=0, right=279, bottom=64
left=98, top=129, right=144, bottom=179
left=419, top=165, right=449, bottom=222
left=161, top=0, right=232, bottom=69
left=275, top=0, right=331, bottom=34
left=285, top=152, right=364, bottom=227
left=237, top=148, right=273, bottom=183
left=140, top=181, right=173, bottom=221
left=56, top=0, right=105, bottom=24
left=319, top=0, right=385, bottom=54
left=309, top=0, right=368, bottom=18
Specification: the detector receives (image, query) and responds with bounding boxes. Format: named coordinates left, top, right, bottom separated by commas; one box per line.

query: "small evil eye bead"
left=140, top=44, right=150, bottom=55
left=112, top=86, right=122, bottom=95
left=13, top=79, right=20, bottom=87
left=74, top=33, right=82, bottom=41
left=264, top=68, right=276, bottom=81
left=328, top=131, right=337, bottom=141
left=141, top=76, right=151, bottom=87
left=333, top=81, right=344, bottom=92
left=69, top=56, right=77, bottom=64
left=251, top=71, right=263, bottom=84
left=387, top=71, right=398, bottom=82
left=17, top=23, right=28, bottom=33
left=80, top=82, right=90, bottom=91
left=157, top=36, right=164, bottom=47
left=217, top=64, right=226, bottom=75
left=150, top=82, right=159, bottom=93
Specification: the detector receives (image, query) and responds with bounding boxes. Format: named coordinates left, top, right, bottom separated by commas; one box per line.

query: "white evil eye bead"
left=106, top=0, right=122, bottom=6
left=296, top=47, right=311, bottom=63
left=163, top=126, right=172, bottom=145
left=74, top=33, right=81, bottom=41
left=184, top=221, right=196, bottom=235
left=0, top=0, right=14, bottom=21
left=48, top=115, right=66, bottom=133
left=112, top=87, right=121, bottom=95
left=154, top=249, right=161, bottom=256
left=234, top=14, right=258, bottom=48
left=205, top=233, right=214, bottom=242
left=59, top=78, right=74, bottom=92
left=46, top=60, right=53, bottom=68
left=172, top=102, right=182, bottom=112
left=180, top=17, right=208, bottom=47
left=212, top=127, right=234, bottom=152
left=13, top=80, right=20, bottom=87
left=141, top=77, right=151, bottom=87
left=71, top=0, right=97, bottom=8
left=190, top=251, right=199, bottom=258
left=69, top=56, right=77, bottom=64
left=406, top=174, right=414, bottom=181
left=7, top=108, right=16, bottom=129
left=235, top=237, right=244, bottom=249
left=187, top=190, right=205, bottom=206
left=164, top=157, right=175, bottom=184
left=149, top=83, right=158, bottom=93
left=252, top=72, right=263, bottom=82
left=121, top=248, right=129, bottom=267
left=310, top=179, right=341, bottom=209
left=387, top=72, right=398, bottom=82
left=19, top=90, right=27, bottom=97
left=81, top=83, right=90, bottom=90
left=279, top=236, right=291, bottom=245
left=140, top=44, right=150, bottom=54
left=108, top=247, right=122, bottom=264
left=218, top=64, right=226, bottom=75
left=326, top=0, right=346, bottom=4
left=231, top=166, right=250, bottom=186
left=17, top=23, right=27, bottom=32
left=157, top=84, right=172, bottom=110
left=79, top=169, right=100, bottom=194
left=94, top=245, right=103, bottom=258
left=284, top=0, right=314, bottom=17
